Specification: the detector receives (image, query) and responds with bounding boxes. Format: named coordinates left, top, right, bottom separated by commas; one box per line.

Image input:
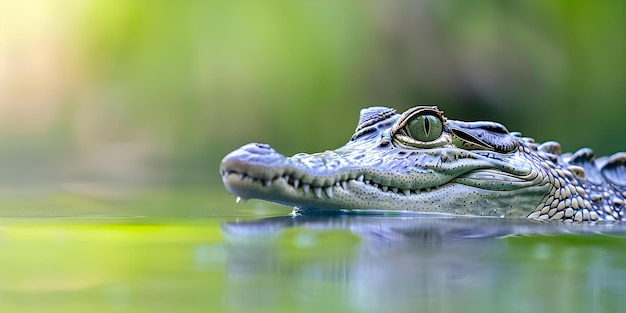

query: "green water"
left=1, top=192, right=626, bottom=313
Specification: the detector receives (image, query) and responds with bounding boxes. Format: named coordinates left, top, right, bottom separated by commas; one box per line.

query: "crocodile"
left=220, top=106, right=626, bottom=222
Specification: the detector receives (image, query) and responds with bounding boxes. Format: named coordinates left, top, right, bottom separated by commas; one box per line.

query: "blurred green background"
left=0, top=1, right=624, bottom=214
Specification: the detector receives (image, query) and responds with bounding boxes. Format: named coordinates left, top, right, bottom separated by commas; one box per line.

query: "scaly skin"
left=220, top=106, right=626, bottom=222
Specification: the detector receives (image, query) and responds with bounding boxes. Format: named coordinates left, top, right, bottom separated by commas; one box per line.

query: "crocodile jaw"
left=222, top=171, right=548, bottom=216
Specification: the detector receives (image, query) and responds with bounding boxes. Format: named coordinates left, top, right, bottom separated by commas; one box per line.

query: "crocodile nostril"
left=243, top=143, right=275, bottom=155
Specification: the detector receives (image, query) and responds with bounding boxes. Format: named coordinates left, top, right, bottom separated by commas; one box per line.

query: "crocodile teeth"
left=314, top=187, right=323, bottom=198
left=324, top=186, right=333, bottom=198
left=272, top=172, right=439, bottom=198
left=341, top=181, right=348, bottom=190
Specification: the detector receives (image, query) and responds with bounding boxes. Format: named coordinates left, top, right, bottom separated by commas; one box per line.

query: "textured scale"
left=220, top=105, right=626, bottom=223
left=527, top=144, right=626, bottom=222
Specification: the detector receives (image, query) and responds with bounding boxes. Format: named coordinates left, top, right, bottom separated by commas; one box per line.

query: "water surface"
left=1, top=197, right=626, bottom=313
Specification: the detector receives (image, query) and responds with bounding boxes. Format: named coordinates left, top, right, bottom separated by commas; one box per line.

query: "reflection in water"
left=222, top=215, right=626, bottom=313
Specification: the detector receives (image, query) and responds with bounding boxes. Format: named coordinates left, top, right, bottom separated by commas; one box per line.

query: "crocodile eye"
left=390, top=106, right=451, bottom=149
left=406, top=114, right=443, bottom=142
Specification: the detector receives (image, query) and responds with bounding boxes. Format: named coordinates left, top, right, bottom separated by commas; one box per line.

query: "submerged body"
left=220, top=106, right=626, bottom=222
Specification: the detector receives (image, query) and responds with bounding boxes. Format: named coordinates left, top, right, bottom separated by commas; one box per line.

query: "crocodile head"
left=220, top=106, right=626, bottom=221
